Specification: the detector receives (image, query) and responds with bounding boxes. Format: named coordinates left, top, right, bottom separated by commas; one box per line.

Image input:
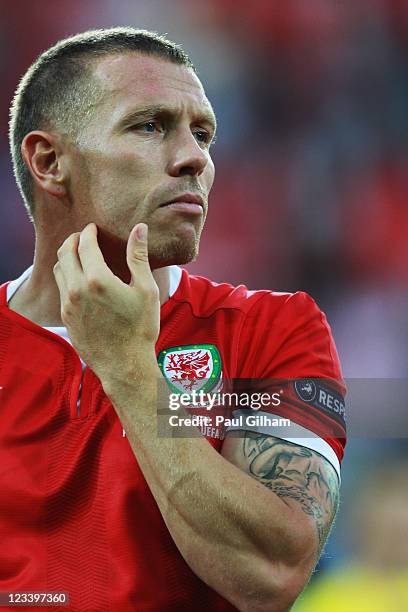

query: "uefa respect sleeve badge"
left=157, top=344, right=222, bottom=396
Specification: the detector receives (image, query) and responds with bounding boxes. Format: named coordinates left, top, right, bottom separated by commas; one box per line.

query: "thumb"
left=126, top=223, right=150, bottom=283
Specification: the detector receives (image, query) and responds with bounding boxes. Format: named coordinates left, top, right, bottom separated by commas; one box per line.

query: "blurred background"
left=1, top=1, right=407, bottom=609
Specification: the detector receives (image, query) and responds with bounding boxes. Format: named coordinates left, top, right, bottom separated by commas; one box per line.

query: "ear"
left=21, top=131, right=68, bottom=198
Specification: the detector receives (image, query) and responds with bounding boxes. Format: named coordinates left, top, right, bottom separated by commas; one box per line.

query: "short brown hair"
left=9, top=27, right=195, bottom=219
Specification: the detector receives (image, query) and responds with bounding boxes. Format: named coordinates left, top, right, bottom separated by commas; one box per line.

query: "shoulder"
left=179, top=270, right=329, bottom=338
left=175, top=268, right=304, bottom=320
left=233, top=285, right=342, bottom=381
left=174, top=268, right=341, bottom=377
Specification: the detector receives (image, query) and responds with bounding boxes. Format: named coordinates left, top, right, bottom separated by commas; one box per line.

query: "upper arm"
left=230, top=290, right=345, bottom=557
left=221, top=431, right=340, bottom=557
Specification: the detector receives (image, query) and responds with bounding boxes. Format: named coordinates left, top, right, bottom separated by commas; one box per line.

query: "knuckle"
left=86, top=276, right=104, bottom=293
left=67, top=288, right=81, bottom=304
left=132, top=252, right=149, bottom=264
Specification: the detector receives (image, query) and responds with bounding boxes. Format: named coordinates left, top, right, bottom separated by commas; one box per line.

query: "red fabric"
left=235, top=289, right=346, bottom=459
left=0, top=270, right=345, bottom=610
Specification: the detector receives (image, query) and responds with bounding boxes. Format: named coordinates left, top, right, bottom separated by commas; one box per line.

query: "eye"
left=130, top=121, right=163, bottom=134
left=193, top=130, right=214, bottom=146
left=140, top=121, right=160, bottom=133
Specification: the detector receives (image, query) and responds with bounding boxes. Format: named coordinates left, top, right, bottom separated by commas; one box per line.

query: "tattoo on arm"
left=243, top=433, right=340, bottom=553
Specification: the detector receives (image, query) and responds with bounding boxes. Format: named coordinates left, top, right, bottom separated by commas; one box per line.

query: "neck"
left=7, top=228, right=172, bottom=328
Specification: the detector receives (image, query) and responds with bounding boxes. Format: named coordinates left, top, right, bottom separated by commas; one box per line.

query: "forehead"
left=91, top=53, right=214, bottom=123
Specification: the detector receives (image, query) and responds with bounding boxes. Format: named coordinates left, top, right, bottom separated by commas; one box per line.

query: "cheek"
left=204, top=158, right=215, bottom=190
left=79, top=136, right=156, bottom=180
left=91, top=150, right=160, bottom=219
left=99, top=150, right=147, bottom=180
left=79, top=149, right=155, bottom=205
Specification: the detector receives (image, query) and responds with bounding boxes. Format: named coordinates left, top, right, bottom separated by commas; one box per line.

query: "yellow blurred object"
left=294, top=566, right=408, bottom=612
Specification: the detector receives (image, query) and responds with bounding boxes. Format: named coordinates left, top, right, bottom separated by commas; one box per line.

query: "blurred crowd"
left=1, top=2, right=407, bottom=609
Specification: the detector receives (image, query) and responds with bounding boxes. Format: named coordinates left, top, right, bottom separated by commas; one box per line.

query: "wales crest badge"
left=157, top=344, right=222, bottom=396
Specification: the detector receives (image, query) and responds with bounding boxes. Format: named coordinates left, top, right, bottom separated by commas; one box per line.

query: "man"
left=0, top=27, right=346, bottom=611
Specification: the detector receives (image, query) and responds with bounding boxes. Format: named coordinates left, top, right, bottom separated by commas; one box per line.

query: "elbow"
left=226, top=555, right=314, bottom=612
left=231, top=534, right=317, bottom=612
left=269, top=563, right=313, bottom=612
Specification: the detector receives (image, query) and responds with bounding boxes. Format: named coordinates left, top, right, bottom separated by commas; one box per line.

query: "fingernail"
left=136, top=224, right=147, bottom=241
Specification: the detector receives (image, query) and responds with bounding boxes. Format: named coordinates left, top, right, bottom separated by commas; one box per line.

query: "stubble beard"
left=148, top=230, right=200, bottom=268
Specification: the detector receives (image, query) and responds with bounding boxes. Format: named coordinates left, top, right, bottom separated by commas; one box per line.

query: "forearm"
left=103, top=365, right=316, bottom=611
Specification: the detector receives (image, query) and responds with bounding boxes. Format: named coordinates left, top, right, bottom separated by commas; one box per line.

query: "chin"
left=149, top=233, right=199, bottom=268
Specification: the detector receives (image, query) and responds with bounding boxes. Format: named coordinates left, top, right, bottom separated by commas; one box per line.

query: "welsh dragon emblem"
left=158, top=344, right=222, bottom=395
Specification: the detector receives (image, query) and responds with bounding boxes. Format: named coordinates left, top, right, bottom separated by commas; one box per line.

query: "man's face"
left=67, top=53, right=216, bottom=267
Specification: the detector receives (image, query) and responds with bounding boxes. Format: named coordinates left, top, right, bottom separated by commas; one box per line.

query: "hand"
left=53, top=223, right=160, bottom=383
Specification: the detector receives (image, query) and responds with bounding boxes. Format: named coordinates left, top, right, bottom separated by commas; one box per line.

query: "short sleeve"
left=230, top=291, right=346, bottom=477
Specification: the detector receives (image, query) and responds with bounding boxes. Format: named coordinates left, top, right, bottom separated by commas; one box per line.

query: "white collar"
left=6, top=264, right=182, bottom=305
left=6, top=265, right=183, bottom=344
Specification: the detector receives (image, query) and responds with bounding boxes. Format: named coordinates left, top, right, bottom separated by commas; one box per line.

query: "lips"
left=160, top=193, right=204, bottom=208
left=159, top=193, right=204, bottom=215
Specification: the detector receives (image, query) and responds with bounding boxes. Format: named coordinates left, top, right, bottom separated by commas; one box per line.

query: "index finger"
left=56, top=232, right=83, bottom=282
left=77, top=223, right=114, bottom=283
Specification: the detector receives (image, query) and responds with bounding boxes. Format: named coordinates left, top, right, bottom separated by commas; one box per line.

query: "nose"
left=166, top=129, right=209, bottom=178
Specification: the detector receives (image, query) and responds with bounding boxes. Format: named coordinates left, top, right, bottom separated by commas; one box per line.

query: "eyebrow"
left=116, top=104, right=217, bottom=136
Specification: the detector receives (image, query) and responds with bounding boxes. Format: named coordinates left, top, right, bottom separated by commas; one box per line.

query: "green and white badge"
left=158, top=344, right=222, bottom=396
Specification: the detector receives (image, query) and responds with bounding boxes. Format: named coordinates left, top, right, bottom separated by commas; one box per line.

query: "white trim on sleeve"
left=226, top=409, right=341, bottom=480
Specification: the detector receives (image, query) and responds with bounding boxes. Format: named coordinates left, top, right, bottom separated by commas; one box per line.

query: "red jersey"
left=0, top=266, right=346, bottom=611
